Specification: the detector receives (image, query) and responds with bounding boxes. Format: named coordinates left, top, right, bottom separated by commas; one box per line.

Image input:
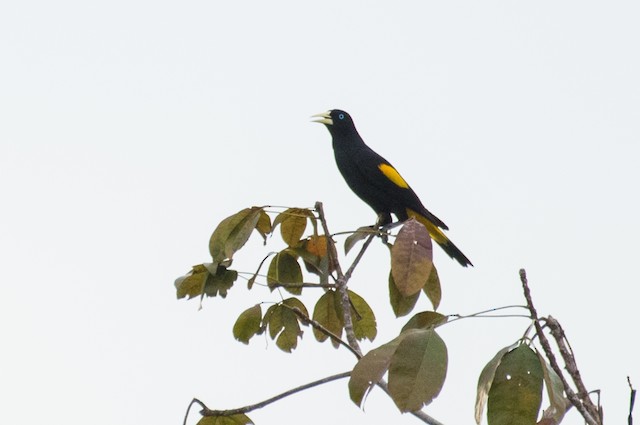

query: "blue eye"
left=339, top=113, right=345, bottom=120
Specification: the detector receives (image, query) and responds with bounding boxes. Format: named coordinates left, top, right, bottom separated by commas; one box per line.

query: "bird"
left=312, top=109, right=472, bottom=267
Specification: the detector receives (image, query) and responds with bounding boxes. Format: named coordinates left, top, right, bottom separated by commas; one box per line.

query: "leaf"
left=391, top=219, right=433, bottom=296
left=255, top=209, right=272, bottom=243
left=388, top=329, right=448, bottom=412
left=401, top=311, right=448, bottom=332
left=423, top=265, right=441, bottom=311
left=272, top=208, right=313, bottom=247
left=203, top=265, right=238, bottom=298
left=344, top=226, right=376, bottom=254
left=294, top=235, right=335, bottom=277
left=175, top=264, right=210, bottom=299
left=349, top=332, right=410, bottom=407
left=312, top=290, right=343, bottom=343
left=389, top=271, right=420, bottom=317
left=487, top=344, right=543, bottom=425
left=305, top=234, right=328, bottom=256
left=233, top=305, right=262, bottom=344
left=348, top=290, right=377, bottom=342
left=209, top=207, right=263, bottom=264
left=276, top=306, right=302, bottom=352
left=267, top=250, right=303, bottom=295
left=265, top=304, right=282, bottom=339
left=475, top=342, right=520, bottom=424
left=282, top=297, right=309, bottom=317
left=537, top=351, right=570, bottom=425
left=269, top=298, right=307, bottom=353
left=197, top=413, right=254, bottom=425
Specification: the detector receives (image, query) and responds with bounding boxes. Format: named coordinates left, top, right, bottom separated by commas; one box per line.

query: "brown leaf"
left=391, top=219, right=433, bottom=296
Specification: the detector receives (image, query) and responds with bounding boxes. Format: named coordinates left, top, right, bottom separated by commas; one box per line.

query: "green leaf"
left=197, top=413, right=254, bottom=425
left=264, top=304, right=281, bottom=339
left=537, top=351, right=570, bottom=425
left=389, top=271, right=420, bottom=317
left=175, top=264, right=210, bottom=299
left=349, top=290, right=377, bottom=342
left=267, top=250, right=303, bottom=295
left=349, top=332, right=410, bottom=407
left=233, top=305, right=262, bottom=344
left=272, top=208, right=313, bottom=247
left=475, top=342, right=520, bottom=424
left=344, top=226, right=376, bottom=254
left=203, top=265, right=237, bottom=298
left=264, top=299, right=308, bottom=353
left=487, top=344, right=543, bottom=425
left=209, top=207, right=263, bottom=264
left=312, top=290, right=343, bottom=343
left=391, top=219, right=433, bottom=296
left=276, top=305, right=302, bottom=352
left=423, top=265, right=441, bottom=311
left=255, top=210, right=272, bottom=242
left=267, top=304, right=284, bottom=340
left=268, top=298, right=307, bottom=353
left=282, top=297, right=309, bottom=317
left=401, top=311, right=448, bottom=332
left=388, top=329, right=448, bottom=412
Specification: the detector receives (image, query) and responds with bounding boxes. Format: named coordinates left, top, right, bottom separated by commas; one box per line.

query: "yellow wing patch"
left=378, top=163, right=409, bottom=189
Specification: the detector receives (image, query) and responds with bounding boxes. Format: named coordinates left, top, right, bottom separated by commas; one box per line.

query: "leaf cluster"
left=177, top=205, right=591, bottom=425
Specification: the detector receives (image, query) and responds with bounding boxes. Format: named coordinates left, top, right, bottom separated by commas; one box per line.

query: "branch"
left=315, top=201, right=362, bottom=355
left=519, top=269, right=601, bottom=425
left=545, top=316, right=603, bottom=422
left=197, top=371, right=352, bottom=417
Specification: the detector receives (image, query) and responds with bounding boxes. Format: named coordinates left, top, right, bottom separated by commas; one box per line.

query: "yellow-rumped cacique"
left=313, top=109, right=472, bottom=267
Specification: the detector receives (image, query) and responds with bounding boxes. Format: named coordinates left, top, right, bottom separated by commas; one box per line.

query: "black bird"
left=313, top=109, right=472, bottom=267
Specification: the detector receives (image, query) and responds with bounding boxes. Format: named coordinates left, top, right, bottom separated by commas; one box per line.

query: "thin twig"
left=199, top=371, right=352, bottom=417
left=183, top=398, right=206, bottom=425
left=628, top=376, right=636, bottom=425
left=519, top=269, right=600, bottom=425
left=315, top=201, right=362, bottom=355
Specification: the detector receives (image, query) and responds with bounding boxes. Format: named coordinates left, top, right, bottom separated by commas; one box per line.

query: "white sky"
left=1, top=1, right=639, bottom=424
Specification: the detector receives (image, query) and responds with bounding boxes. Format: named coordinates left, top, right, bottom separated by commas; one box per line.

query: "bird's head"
left=312, top=109, right=359, bottom=138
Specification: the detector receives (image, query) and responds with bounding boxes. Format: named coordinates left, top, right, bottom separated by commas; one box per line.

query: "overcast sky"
left=1, top=1, right=639, bottom=424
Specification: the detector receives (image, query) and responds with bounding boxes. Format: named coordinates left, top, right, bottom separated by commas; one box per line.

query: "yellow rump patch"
left=378, top=164, right=409, bottom=189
